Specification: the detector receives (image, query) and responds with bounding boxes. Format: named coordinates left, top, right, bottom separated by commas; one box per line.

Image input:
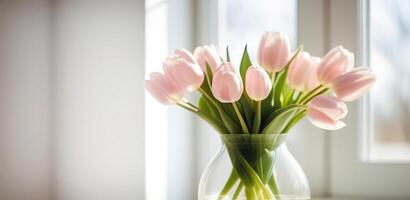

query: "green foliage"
left=239, top=45, right=252, bottom=82
left=205, top=62, right=213, bottom=86
left=198, top=96, right=221, bottom=121
left=195, top=45, right=308, bottom=135
left=238, top=45, right=255, bottom=129
left=261, top=105, right=306, bottom=134
left=226, top=46, right=231, bottom=62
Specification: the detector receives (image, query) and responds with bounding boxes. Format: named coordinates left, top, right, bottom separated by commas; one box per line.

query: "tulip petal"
left=309, top=96, right=348, bottom=120
left=145, top=72, right=183, bottom=105
left=331, top=68, right=376, bottom=102
left=257, top=32, right=290, bottom=73
left=212, top=63, right=243, bottom=103
left=317, top=46, right=354, bottom=85
left=308, top=108, right=346, bottom=130
left=245, top=65, right=272, bottom=101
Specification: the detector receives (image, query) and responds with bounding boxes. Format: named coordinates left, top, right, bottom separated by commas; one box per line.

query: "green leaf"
left=273, top=69, right=287, bottom=109
left=223, top=103, right=239, bottom=125
left=283, top=88, right=295, bottom=106
left=282, top=110, right=306, bottom=133
left=261, top=86, right=274, bottom=120
left=239, top=99, right=254, bottom=131
left=199, top=96, right=221, bottom=121
left=239, top=45, right=252, bottom=82
left=226, top=46, right=231, bottom=62
left=198, top=96, right=211, bottom=114
left=200, top=86, right=240, bottom=134
left=238, top=45, right=255, bottom=125
left=205, top=62, right=213, bottom=86
left=261, top=105, right=306, bottom=134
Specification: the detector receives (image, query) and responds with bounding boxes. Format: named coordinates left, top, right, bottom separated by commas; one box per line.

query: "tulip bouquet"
left=145, top=32, right=375, bottom=199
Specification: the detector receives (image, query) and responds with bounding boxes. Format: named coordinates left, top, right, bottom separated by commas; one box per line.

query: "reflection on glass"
left=370, top=0, right=410, bottom=161
left=220, top=0, right=296, bottom=66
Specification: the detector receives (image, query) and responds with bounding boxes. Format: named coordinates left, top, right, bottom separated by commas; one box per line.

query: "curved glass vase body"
left=198, top=134, right=310, bottom=200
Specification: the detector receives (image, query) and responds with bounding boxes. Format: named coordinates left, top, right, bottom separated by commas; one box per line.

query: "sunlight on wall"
left=145, top=0, right=168, bottom=199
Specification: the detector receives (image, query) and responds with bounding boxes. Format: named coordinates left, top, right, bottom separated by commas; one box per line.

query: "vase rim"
left=219, top=133, right=288, bottom=146
left=218, top=133, right=288, bottom=137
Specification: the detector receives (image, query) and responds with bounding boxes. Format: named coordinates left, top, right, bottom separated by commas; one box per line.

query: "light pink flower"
left=194, top=45, right=222, bottom=73
left=212, top=62, right=243, bottom=103
left=287, top=52, right=321, bottom=91
left=317, top=46, right=354, bottom=85
left=163, top=49, right=204, bottom=91
left=307, top=57, right=321, bottom=90
left=145, top=72, right=184, bottom=105
left=307, top=96, right=348, bottom=130
left=257, top=32, right=290, bottom=73
left=245, top=66, right=272, bottom=101
left=330, top=67, right=376, bottom=102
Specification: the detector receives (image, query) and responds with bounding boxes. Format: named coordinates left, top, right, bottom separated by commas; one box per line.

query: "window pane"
left=368, top=0, right=410, bottom=161
left=219, top=0, right=297, bottom=65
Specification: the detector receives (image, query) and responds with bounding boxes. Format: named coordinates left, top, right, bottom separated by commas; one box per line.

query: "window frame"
left=358, top=0, right=410, bottom=164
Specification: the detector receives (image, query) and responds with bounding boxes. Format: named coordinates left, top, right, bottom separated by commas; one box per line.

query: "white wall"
left=0, top=1, right=50, bottom=199
left=167, top=0, right=197, bottom=199
left=51, top=1, right=145, bottom=199
left=0, top=0, right=145, bottom=199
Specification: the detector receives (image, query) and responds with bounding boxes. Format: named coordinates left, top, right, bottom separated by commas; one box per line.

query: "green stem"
left=232, top=182, right=244, bottom=200
left=294, top=91, right=303, bottom=103
left=176, top=101, right=229, bottom=134
left=301, top=88, right=329, bottom=104
left=297, top=85, right=323, bottom=104
left=198, top=88, right=240, bottom=133
left=252, top=101, right=262, bottom=134
left=218, top=170, right=239, bottom=199
left=282, top=110, right=307, bottom=133
left=245, top=187, right=256, bottom=199
left=268, top=174, right=281, bottom=200
left=232, top=102, right=250, bottom=134
left=283, top=89, right=295, bottom=106
left=270, top=73, right=277, bottom=107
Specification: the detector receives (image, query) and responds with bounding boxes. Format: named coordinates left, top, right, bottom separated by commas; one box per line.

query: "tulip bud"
left=317, top=46, right=354, bottom=85
left=287, top=52, right=320, bottom=91
left=245, top=66, right=272, bottom=101
left=194, top=45, right=222, bottom=73
left=330, top=67, right=376, bottom=102
left=163, top=49, right=204, bottom=91
left=211, top=62, right=243, bottom=103
left=145, top=72, right=184, bottom=105
left=307, top=96, right=348, bottom=130
left=175, top=48, right=197, bottom=64
left=257, top=32, right=290, bottom=73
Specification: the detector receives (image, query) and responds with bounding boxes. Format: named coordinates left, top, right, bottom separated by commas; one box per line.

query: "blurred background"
left=0, top=0, right=409, bottom=199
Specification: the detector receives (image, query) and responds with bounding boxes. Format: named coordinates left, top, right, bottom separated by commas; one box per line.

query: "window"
left=145, top=0, right=168, bottom=199
left=219, top=0, right=297, bottom=64
left=362, top=0, right=410, bottom=162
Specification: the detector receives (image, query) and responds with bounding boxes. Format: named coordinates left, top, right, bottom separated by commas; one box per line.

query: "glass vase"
left=198, top=134, right=310, bottom=200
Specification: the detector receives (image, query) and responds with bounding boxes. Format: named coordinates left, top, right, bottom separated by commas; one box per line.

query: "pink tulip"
left=175, top=48, right=197, bottom=64
left=330, top=67, right=376, bottom=102
left=145, top=72, right=184, bottom=105
left=306, top=57, right=321, bottom=90
left=194, top=45, right=222, bottom=73
left=287, top=52, right=320, bottom=91
left=317, top=46, right=354, bottom=85
left=245, top=66, right=272, bottom=101
left=257, top=32, right=290, bottom=73
left=307, top=96, right=348, bottom=130
left=211, top=62, right=243, bottom=103
left=163, top=49, right=204, bottom=91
